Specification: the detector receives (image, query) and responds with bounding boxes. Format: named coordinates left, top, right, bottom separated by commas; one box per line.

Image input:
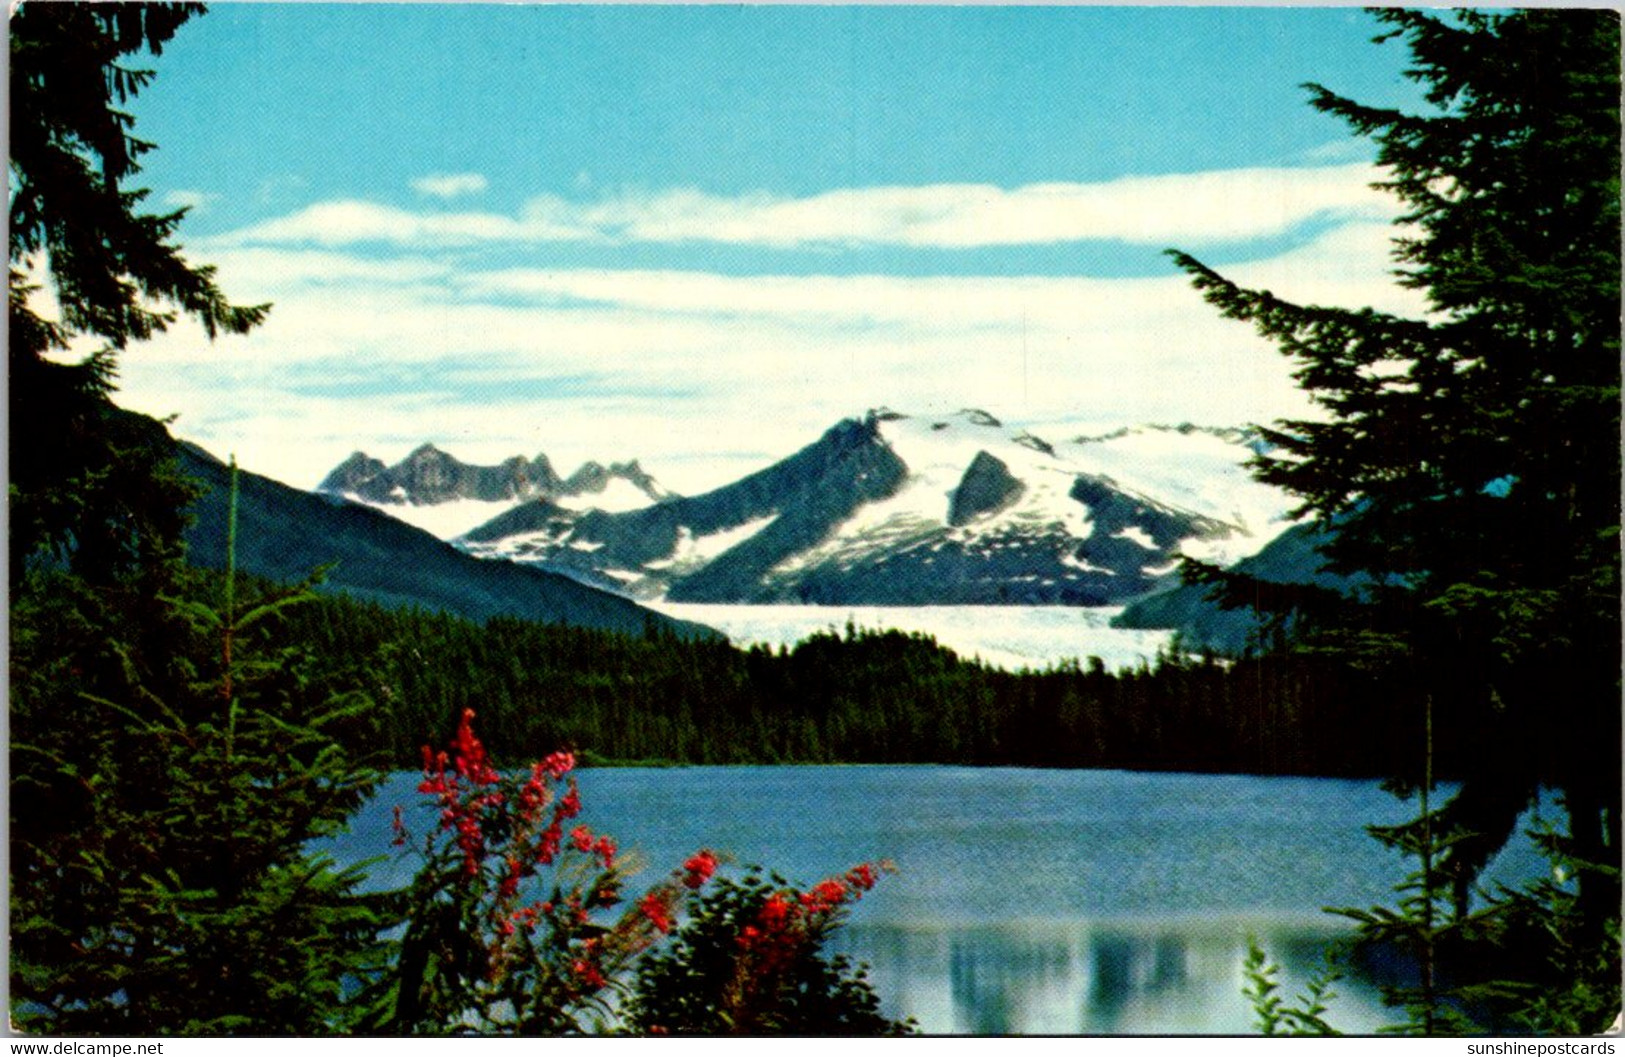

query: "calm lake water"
left=329, top=765, right=1548, bottom=1035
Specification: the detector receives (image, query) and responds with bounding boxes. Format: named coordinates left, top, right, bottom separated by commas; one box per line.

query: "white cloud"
left=163, top=189, right=220, bottom=214
left=215, top=199, right=592, bottom=248
left=412, top=172, right=490, bottom=199
left=219, top=164, right=1394, bottom=251
left=1297, top=139, right=1378, bottom=166
left=201, top=246, right=456, bottom=295
left=114, top=214, right=1424, bottom=496
left=459, top=223, right=1422, bottom=331
left=541, top=164, right=1392, bottom=249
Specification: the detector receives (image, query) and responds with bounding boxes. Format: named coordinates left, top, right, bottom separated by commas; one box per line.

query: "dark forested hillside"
left=264, top=578, right=1446, bottom=779
left=178, top=441, right=716, bottom=640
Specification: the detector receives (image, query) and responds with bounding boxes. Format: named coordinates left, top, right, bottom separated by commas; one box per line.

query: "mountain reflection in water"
left=833, top=920, right=1392, bottom=1035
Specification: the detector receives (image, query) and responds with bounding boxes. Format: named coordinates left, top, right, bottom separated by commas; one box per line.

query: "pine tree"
left=9, top=5, right=393, bottom=1033
left=1171, top=8, right=1620, bottom=949
left=9, top=1, right=268, bottom=582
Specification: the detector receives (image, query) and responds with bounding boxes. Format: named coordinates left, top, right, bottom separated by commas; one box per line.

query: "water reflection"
left=332, top=768, right=1533, bottom=1035
left=834, top=919, right=1393, bottom=1035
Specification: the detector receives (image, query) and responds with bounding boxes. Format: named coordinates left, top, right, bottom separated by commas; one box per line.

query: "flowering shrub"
left=389, top=709, right=716, bottom=1034
left=624, top=864, right=915, bottom=1035
left=387, top=709, right=907, bottom=1036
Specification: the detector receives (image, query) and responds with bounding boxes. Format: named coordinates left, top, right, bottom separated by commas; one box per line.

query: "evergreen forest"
left=260, top=573, right=1452, bottom=779
left=8, top=2, right=1620, bottom=1037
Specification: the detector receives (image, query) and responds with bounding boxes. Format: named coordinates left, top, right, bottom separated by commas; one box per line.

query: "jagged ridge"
left=456, top=409, right=1295, bottom=607
left=318, top=443, right=668, bottom=509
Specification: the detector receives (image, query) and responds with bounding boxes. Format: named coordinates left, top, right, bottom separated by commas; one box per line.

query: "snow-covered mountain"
left=316, top=443, right=670, bottom=537
left=451, top=409, right=1295, bottom=606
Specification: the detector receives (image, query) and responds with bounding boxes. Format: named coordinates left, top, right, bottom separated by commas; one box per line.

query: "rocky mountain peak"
left=317, top=452, right=387, bottom=494
left=317, top=444, right=671, bottom=514
left=948, top=451, right=1024, bottom=526
left=957, top=408, right=1003, bottom=428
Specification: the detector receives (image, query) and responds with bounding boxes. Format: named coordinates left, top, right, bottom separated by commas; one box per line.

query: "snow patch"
left=645, top=515, right=778, bottom=572
left=1114, top=526, right=1158, bottom=550
left=553, top=477, right=660, bottom=513
left=1061, top=425, right=1294, bottom=560
left=344, top=492, right=521, bottom=540
left=1059, top=552, right=1115, bottom=576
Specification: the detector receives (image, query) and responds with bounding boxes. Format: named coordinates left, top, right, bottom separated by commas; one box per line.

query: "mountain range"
left=317, top=443, right=670, bottom=538
left=320, top=409, right=1302, bottom=610
left=178, top=440, right=714, bottom=640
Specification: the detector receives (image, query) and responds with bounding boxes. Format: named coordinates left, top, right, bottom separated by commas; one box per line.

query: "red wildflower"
left=846, top=862, right=879, bottom=891
left=639, top=891, right=675, bottom=934
left=759, top=893, right=793, bottom=932
left=570, top=824, right=595, bottom=853
left=593, top=834, right=618, bottom=870
left=571, top=958, right=607, bottom=990
left=499, top=854, right=524, bottom=898
left=454, top=811, right=485, bottom=877
left=418, top=747, right=453, bottom=796
left=517, top=765, right=553, bottom=823
left=801, top=877, right=851, bottom=914
left=537, top=820, right=562, bottom=865
left=681, top=849, right=719, bottom=889
left=555, top=781, right=582, bottom=821
left=540, top=749, right=576, bottom=780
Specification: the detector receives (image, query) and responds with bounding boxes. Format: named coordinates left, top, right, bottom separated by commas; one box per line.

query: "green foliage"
left=7, top=8, right=388, bottom=1025
left=8, top=2, right=270, bottom=582
left=1248, top=806, right=1622, bottom=1037
left=11, top=485, right=394, bottom=1033
left=9, top=2, right=267, bottom=346
left=1187, top=12, right=1621, bottom=1034
left=624, top=866, right=914, bottom=1036
left=1328, top=802, right=1488, bottom=1034
left=4, top=10, right=410, bottom=1029
left=1241, top=936, right=1342, bottom=1037
left=1172, top=6, right=1621, bottom=942
left=1478, top=817, right=1623, bottom=1036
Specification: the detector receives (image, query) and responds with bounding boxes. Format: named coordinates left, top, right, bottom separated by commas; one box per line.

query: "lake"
left=330, top=765, right=1551, bottom=1035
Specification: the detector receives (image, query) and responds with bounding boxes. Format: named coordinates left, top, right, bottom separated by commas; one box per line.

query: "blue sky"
left=101, top=4, right=1431, bottom=492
